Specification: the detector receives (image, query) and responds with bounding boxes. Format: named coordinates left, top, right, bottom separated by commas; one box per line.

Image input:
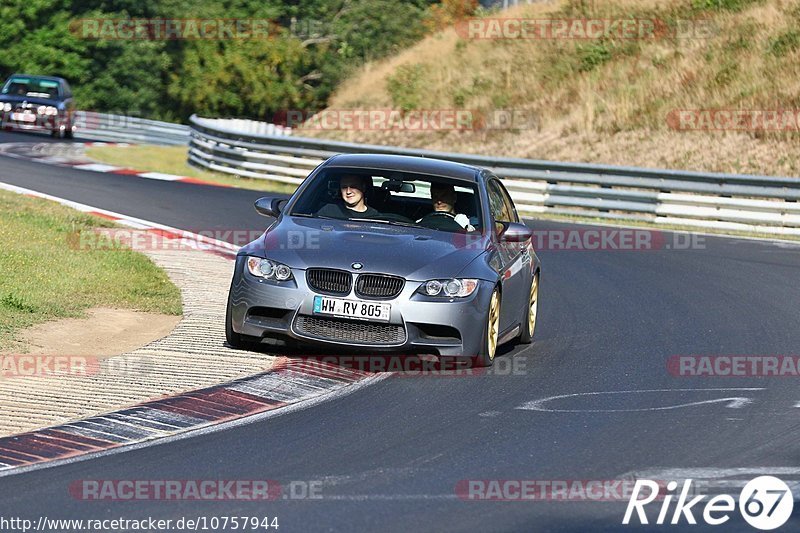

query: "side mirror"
left=254, top=197, right=288, bottom=217
left=499, top=222, right=533, bottom=242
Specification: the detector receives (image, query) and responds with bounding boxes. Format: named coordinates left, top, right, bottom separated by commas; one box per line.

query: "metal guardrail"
left=194, top=117, right=291, bottom=138
left=74, top=112, right=189, bottom=145
left=188, top=114, right=800, bottom=236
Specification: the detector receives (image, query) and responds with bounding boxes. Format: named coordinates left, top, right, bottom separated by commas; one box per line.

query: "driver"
left=316, top=174, right=381, bottom=219
left=418, top=183, right=475, bottom=231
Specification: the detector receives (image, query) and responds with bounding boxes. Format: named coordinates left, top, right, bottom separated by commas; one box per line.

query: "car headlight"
left=1, top=103, right=10, bottom=112
left=45, top=106, right=58, bottom=116
left=419, top=278, right=479, bottom=298
left=246, top=256, right=293, bottom=281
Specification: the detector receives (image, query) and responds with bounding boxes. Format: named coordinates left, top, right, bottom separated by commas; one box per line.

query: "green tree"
left=0, top=0, right=445, bottom=121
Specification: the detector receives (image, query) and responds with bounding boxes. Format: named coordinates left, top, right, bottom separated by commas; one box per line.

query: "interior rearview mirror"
left=382, top=180, right=415, bottom=193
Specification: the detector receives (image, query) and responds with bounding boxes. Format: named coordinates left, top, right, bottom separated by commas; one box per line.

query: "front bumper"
left=0, top=114, right=63, bottom=133
left=228, top=256, right=493, bottom=357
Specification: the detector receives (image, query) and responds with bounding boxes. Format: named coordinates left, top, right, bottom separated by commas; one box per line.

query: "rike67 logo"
left=623, top=476, right=794, bottom=530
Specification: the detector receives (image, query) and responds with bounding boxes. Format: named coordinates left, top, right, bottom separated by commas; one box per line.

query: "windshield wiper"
left=290, top=213, right=338, bottom=220
left=349, top=218, right=419, bottom=228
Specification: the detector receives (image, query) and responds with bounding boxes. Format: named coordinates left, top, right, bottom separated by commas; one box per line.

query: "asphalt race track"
left=1, top=129, right=799, bottom=531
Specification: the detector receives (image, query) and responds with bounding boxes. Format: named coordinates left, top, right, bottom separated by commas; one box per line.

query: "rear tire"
left=473, top=287, right=501, bottom=368
left=519, top=273, right=538, bottom=344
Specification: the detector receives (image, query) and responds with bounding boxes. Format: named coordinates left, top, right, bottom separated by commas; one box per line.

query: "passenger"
left=316, top=174, right=381, bottom=219
left=418, top=183, right=475, bottom=231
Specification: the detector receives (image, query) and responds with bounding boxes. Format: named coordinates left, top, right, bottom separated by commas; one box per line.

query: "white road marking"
left=515, top=388, right=764, bottom=412
left=306, top=494, right=458, bottom=501
left=619, top=467, right=800, bottom=479
left=72, top=163, right=122, bottom=172
left=138, top=171, right=184, bottom=181
left=616, top=467, right=800, bottom=496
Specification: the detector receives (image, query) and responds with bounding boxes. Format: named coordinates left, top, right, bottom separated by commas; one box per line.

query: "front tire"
left=519, top=273, right=538, bottom=344
left=225, top=298, right=247, bottom=349
left=473, top=287, right=501, bottom=367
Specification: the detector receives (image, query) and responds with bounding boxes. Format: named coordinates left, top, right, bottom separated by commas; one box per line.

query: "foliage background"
left=0, top=0, right=459, bottom=121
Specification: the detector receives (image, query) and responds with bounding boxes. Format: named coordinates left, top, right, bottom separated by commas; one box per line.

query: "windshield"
left=1, top=77, right=60, bottom=99
left=289, top=168, right=482, bottom=233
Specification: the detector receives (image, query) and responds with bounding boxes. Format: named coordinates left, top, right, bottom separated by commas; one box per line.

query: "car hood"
left=0, top=94, right=60, bottom=106
left=248, top=216, right=490, bottom=281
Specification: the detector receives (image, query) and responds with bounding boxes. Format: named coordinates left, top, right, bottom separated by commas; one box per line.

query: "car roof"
left=5, top=74, right=67, bottom=84
left=324, top=153, right=482, bottom=183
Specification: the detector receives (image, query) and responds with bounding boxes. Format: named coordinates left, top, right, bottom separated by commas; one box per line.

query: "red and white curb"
left=0, top=141, right=229, bottom=187
left=0, top=181, right=380, bottom=475
left=0, top=358, right=373, bottom=474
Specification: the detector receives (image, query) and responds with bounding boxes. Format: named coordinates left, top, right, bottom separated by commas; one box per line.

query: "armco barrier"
left=187, top=114, right=800, bottom=236
left=74, top=112, right=190, bottom=145
left=73, top=113, right=290, bottom=146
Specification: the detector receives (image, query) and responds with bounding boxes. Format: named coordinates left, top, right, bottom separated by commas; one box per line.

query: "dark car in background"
left=0, top=74, right=75, bottom=138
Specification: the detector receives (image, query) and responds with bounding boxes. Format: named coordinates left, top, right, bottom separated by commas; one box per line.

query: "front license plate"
left=313, top=296, right=390, bottom=322
left=10, top=112, right=36, bottom=123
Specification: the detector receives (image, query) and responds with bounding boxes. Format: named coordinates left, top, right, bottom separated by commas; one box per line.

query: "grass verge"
left=85, top=144, right=299, bottom=194
left=0, top=189, right=182, bottom=350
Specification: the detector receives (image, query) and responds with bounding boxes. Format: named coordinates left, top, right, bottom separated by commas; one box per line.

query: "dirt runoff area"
left=1, top=308, right=181, bottom=358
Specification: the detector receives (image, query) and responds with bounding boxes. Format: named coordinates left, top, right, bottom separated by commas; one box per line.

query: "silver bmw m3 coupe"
left=226, top=154, right=540, bottom=366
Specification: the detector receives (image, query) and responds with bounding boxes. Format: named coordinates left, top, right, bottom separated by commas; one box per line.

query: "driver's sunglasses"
left=431, top=192, right=453, bottom=201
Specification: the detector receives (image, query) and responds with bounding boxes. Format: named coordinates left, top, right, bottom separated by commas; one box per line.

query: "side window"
left=487, top=179, right=512, bottom=234
left=496, top=180, right=519, bottom=223
left=62, top=82, right=72, bottom=99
